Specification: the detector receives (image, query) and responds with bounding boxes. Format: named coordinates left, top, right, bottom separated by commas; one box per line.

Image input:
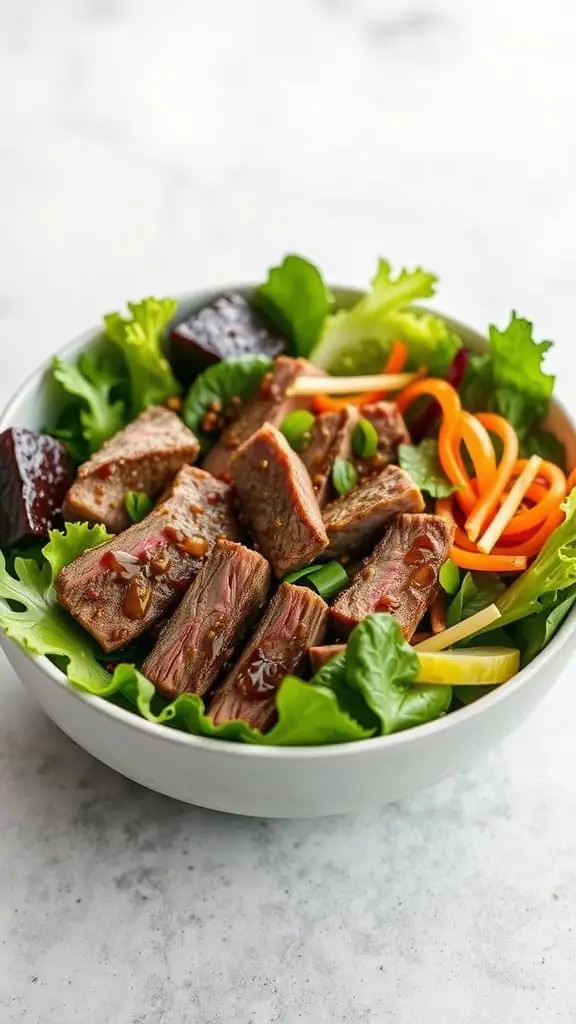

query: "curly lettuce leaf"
left=72, top=664, right=372, bottom=746
left=104, top=297, right=181, bottom=414
left=345, top=614, right=451, bottom=734
left=461, top=313, right=560, bottom=462
left=0, top=522, right=112, bottom=688
left=51, top=351, right=127, bottom=459
left=398, top=439, right=460, bottom=498
left=254, top=254, right=330, bottom=358
left=183, top=355, right=273, bottom=453
left=309, top=259, right=459, bottom=376
left=487, top=490, right=576, bottom=633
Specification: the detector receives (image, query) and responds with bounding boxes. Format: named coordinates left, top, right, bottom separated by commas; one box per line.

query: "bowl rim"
left=1, top=284, right=575, bottom=761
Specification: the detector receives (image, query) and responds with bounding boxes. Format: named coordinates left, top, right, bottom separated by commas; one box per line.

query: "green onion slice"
left=280, top=410, right=315, bottom=452
left=284, top=561, right=349, bottom=601
left=352, top=417, right=378, bottom=459
left=332, top=457, right=358, bottom=496
left=439, top=558, right=460, bottom=595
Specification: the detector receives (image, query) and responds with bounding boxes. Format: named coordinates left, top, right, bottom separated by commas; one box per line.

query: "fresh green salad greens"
left=254, top=254, right=331, bottom=358
left=462, top=312, right=566, bottom=470
left=50, top=298, right=181, bottom=463
left=104, top=298, right=181, bottom=415
left=1, top=252, right=574, bottom=748
left=398, top=439, right=460, bottom=498
left=0, top=523, right=112, bottom=689
left=183, top=355, right=273, bottom=453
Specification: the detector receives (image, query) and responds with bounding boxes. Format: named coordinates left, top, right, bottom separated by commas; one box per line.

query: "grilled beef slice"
left=300, top=406, right=359, bottom=506
left=230, top=424, right=329, bottom=577
left=322, top=465, right=424, bottom=559
left=331, top=513, right=454, bottom=639
left=208, top=582, right=328, bottom=729
left=202, top=356, right=323, bottom=479
left=142, top=540, right=271, bottom=700
left=64, top=406, right=200, bottom=532
left=360, top=401, right=410, bottom=463
left=56, top=466, right=236, bottom=652
left=309, top=644, right=346, bottom=673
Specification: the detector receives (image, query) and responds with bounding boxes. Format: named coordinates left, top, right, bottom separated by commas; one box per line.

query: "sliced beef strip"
left=230, top=424, right=328, bottom=577
left=322, top=465, right=424, bottom=559
left=169, top=292, right=285, bottom=384
left=331, top=513, right=454, bottom=640
left=64, top=406, right=200, bottom=533
left=300, top=406, right=359, bottom=506
left=57, top=466, right=236, bottom=652
left=207, top=582, right=328, bottom=730
left=142, top=540, right=271, bottom=700
left=202, top=356, right=323, bottom=479
left=309, top=644, right=347, bottom=674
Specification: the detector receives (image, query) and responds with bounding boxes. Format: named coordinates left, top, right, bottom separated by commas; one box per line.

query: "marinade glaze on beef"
left=230, top=424, right=329, bottom=577
left=300, top=406, right=359, bottom=506
left=57, top=467, right=236, bottom=652
left=207, top=583, right=328, bottom=730
left=331, top=513, right=454, bottom=639
left=202, top=356, right=323, bottom=479
left=64, top=406, right=200, bottom=532
left=142, top=540, right=271, bottom=700
left=322, top=465, right=424, bottom=559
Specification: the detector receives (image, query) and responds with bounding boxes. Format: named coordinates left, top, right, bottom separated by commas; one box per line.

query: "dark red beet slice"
left=0, top=428, right=73, bottom=548
left=169, top=293, right=285, bottom=383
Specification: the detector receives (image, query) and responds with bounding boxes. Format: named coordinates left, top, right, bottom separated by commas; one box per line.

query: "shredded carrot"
left=498, top=460, right=566, bottom=536
left=477, top=456, right=542, bottom=554
left=312, top=341, right=410, bottom=412
left=567, top=467, right=576, bottom=492
left=464, top=414, right=519, bottom=542
left=437, top=494, right=565, bottom=560
left=449, top=545, right=528, bottom=574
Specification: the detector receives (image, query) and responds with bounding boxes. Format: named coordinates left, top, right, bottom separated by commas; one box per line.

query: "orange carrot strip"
left=312, top=341, right=410, bottom=412
left=500, top=459, right=566, bottom=536
left=464, top=413, right=519, bottom=542
left=396, top=379, right=478, bottom=510
left=449, top=545, right=527, bottom=573
left=437, top=494, right=563, bottom=559
left=477, top=456, right=542, bottom=554
left=567, top=467, right=576, bottom=492
left=459, top=412, right=497, bottom=493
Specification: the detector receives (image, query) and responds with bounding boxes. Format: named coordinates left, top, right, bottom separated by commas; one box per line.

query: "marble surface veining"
left=1, top=1, right=576, bottom=1020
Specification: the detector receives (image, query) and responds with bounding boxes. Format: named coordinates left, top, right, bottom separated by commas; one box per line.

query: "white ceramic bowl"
left=2, top=287, right=576, bottom=818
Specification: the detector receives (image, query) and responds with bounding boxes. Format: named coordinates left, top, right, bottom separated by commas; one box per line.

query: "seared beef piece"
left=322, top=465, right=424, bottom=559
left=64, top=406, right=199, bottom=533
left=309, top=644, right=346, bottom=673
left=0, top=429, right=72, bottom=548
left=142, top=540, right=271, bottom=700
left=300, top=406, right=359, bottom=506
left=203, top=356, right=323, bottom=479
left=331, top=513, right=454, bottom=639
left=208, top=582, right=328, bottom=730
left=56, top=467, right=236, bottom=652
left=169, top=293, right=285, bottom=384
left=360, top=401, right=410, bottom=463
left=230, top=424, right=328, bottom=577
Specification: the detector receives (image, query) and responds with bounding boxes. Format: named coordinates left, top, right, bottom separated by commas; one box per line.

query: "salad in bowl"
left=1, top=255, right=575, bottom=754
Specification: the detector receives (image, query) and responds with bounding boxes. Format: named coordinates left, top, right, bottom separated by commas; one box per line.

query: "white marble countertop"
left=2, top=1, right=576, bottom=1020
